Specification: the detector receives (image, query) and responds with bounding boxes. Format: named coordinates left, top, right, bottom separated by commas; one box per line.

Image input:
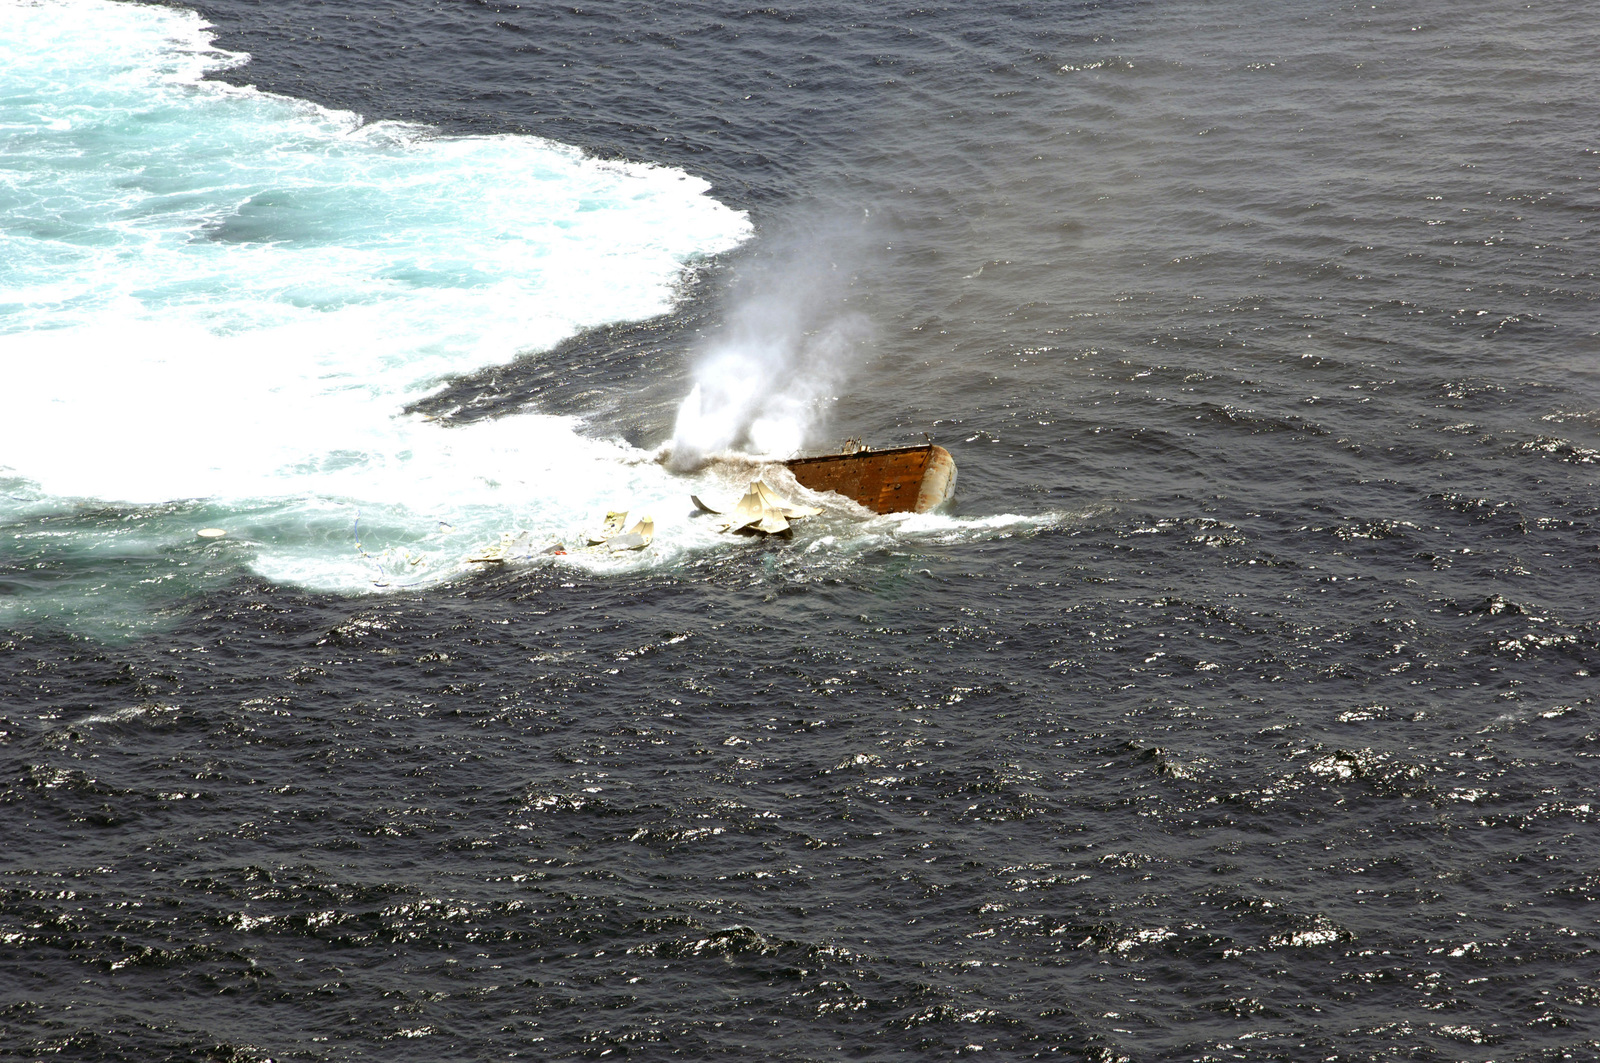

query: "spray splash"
left=665, top=229, right=872, bottom=470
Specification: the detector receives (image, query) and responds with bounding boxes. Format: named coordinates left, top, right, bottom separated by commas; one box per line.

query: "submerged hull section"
left=784, top=444, right=956, bottom=514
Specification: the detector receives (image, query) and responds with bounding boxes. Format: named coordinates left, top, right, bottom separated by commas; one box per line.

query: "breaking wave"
left=0, top=0, right=1024, bottom=628
left=0, top=0, right=752, bottom=598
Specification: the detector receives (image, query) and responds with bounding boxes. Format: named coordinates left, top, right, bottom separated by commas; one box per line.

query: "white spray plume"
left=666, top=226, right=871, bottom=471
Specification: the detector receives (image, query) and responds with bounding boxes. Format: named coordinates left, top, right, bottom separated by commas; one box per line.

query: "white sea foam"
left=0, top=0, right=753, bottom=591
left=0, top=1, right=1020, bottom=603
left=665, top=227, right=871, bottom=470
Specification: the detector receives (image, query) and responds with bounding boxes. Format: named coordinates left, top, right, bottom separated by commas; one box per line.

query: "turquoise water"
left=0, top=0, right=754, bottom=626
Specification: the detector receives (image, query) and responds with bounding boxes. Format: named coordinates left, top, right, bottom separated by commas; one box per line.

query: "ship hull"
left=784, top=444, right=956, bottom=515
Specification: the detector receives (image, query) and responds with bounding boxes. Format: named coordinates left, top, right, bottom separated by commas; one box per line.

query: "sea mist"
left=665, top=225, right=871, bottom=471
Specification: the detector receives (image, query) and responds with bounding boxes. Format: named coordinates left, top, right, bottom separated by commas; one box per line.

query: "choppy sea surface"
left=4, top=0, right=1599, bottom=1058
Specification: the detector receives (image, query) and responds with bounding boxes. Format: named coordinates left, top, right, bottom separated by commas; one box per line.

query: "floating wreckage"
left=467, top=532, right=564, bottom=564
left=584, top=511, right=654, bottom=552
left=692, top=440, right=958, bottom=537
left=781, top=441, right=956, bottom=514
left=468, top=511, right=652, bottom=564
left=693, top=480, right=822, bottom=536
left=467, top=440, right=957, bottom=564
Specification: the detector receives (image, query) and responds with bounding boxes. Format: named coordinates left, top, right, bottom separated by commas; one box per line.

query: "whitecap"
left=0, top=0, right=751, bottom=595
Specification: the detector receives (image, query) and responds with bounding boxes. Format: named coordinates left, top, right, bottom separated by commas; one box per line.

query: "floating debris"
left=694, top=480, right=821, bottom=536
left=196, top=528, right=226, bottom=539
left=588, top=514, right=654, bottom=552
left=467, top=510, right=649, bottom=566
left=585, top=511, right=630, bottom=545
left=468, top=531, right=564, bottom=564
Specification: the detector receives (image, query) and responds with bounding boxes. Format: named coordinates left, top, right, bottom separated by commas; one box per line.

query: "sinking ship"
left=693, top=440, right=958, bottom=537
left=469, top=440, right=958, bottom=563
left=782, top=440, right=957, bottom=514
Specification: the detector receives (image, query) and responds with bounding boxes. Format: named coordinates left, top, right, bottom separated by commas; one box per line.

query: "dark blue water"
left=5, top=0, right=1600, bottom=1059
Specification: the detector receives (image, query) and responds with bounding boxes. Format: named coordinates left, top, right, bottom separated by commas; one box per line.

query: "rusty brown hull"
left=784, top=444, right=956, bottom=515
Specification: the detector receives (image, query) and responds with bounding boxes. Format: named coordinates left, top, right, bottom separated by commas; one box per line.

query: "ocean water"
left=3, top=0, right=1599, bottom=1059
